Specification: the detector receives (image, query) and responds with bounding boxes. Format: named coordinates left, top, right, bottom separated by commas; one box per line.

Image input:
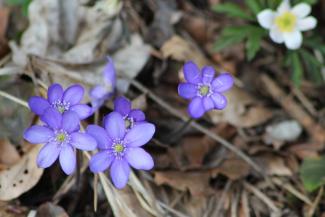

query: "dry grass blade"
left=306, top=187, right=323, bottom=217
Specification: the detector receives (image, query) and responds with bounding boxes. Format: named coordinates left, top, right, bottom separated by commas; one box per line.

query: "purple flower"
left=178, top=61, right=234, bottom=118
left=28, top=83, right=92, bottom=120
left=90, top=57, right=116, bottom=109
left=112, top=96, right=146, bottom=130
left=87, top=111, right=155, bottom=189
left=23, top=108, right=97, bottom=175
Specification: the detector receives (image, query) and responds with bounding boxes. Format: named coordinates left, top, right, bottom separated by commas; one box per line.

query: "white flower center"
left=52, top=100, right=70, bottom=113
left=275, top=12, right=297, bottom=33
left=197, top=84, right=211, bottom=97
left=112, top=139, right=126, bottom=159
left=53, top=130, right=70, bottom=145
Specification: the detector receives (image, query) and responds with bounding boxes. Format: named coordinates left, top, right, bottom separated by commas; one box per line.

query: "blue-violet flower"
left=90, top=57, right=116, bottom=109
left=23, top=108, right=97, bottom=174
left=178, top=61, right=234, bottom=118
left=87, top=111, right=155, bottom=189
left=112, top=96, right=146, bottom=130
left=28, top=83, right=92, bottom=120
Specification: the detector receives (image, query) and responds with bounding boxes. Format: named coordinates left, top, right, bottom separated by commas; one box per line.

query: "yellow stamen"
left=275, top=12, right=297, bottom=33
left=114, top=144, right=124, bottom=153
left=199, top=85, right=210, bottom=96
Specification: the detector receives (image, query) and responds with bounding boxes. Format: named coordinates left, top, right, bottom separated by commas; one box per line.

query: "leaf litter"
left=0, top=0, right=324, bottom=216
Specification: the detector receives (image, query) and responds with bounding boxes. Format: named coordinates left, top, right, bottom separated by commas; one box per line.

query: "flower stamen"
left=275, top=12, right=297, bottom=33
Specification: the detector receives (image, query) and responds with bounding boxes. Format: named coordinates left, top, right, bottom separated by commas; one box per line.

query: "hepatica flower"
left=28, top=83, right=92, bottom=120
left=87, top=112, right=155, bottom=189
left=178, top=61, right=234, bottom=118
left=257, top=0, right=317, bottom=49
left=90, top=57, right=116, bottom=109
left=113, top=96, right=146, bottom=130
left=23, top=108, right=97, bottom=174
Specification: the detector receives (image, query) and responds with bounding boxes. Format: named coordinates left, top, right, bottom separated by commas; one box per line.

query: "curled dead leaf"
left=36, top=202, right=69, bottom=217
left=0, top=139, right=20, bottom=167
left=0, top=145, right=43, bottom=201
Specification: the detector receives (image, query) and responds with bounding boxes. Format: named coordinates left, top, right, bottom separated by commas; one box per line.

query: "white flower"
left=257, top=0, right=317, bottom=50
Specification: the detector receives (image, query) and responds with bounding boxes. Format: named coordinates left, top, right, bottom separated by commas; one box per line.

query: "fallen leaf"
left=161, top=35, right=210, bottom=67
left=0, top=145, right=43, bottom=201
left=288, top=143, right=320, bottom=159
left=210, top=157, right=250, bottom=180
left=255, top=154, right=292, bottom=176
left=131, top=94, right=147, bottom=111
left=36, top=202, right=69, bottom=217
left=0, top=139, right=20, bottom=166
left=0, top=202, right=27, bottom=217
left=154, top=171, right=214, bottom=196
left=0, top=7, right=10, bottom=58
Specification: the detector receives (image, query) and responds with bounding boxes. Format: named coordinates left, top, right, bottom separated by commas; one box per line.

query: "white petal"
left=277, top=0, right=290, bottom=13
left=269, top=26, right=284, bottom=43
left=297, top=16, right=317, bottom=31
left=257, top=9, right=275, bottom=29
left=283, top=30, right=303, bottom=50
left=292, top=3, right=311, bottom=18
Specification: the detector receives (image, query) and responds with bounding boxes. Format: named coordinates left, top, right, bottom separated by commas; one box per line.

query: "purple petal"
left=59, top=145, right=76, bottom=175
left=203, top=97, right=214, bottom=111
left=61, top=111, right=80, bottom=133
left=70, top=132, right=97, bottom=151
left=201, top=66, right=215, bottom=84
left=211, top=93, right=227, bottom=109
left=178, top=83, right=197, bottom=99
left=114, top=96, right=131, bottom=116
left=70, top=104, right=92, bottom=120
left=183, top=61, right=201, bottom=84
left=188, top=97, right=205, bottom=118
left=104, top=112, right=125, bottom=140
left=41, top=108, right=62, bottom=130
left=47, top=83, right=63, bottom=104
left=125, top=123, right=155, bottom=147
left=211, top=73, right=234, bottom=93
left=37, top=142, right=60, bottom=168
left=129, top=109, right=145, bottom=122
left=89, top=151, right=113, bottom=173
left=126, top=148, right=154, bottom=170
left=90, top=85, right=107, bottom=100
left=62, top=84, right=84, bottom=105
left=86, top=125, right=111, bottom=149
left=28, top=96, right=50, bottom=116
left=110, top=159, right=130, bottom=189
left=103, top=57, right=116, bottom=88
left=24, top=126, right=54, bottom=144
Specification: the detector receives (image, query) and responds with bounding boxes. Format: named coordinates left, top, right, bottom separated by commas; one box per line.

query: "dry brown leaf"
left=131, top=94, right=147, bottom=111
left=0, top=145, right=43, bottom=201
left=255, top=154, right=292, bottom=176
left=0, top=139, right=20, bottom=166
left=161, top=35, right=210, bottom=67
left=36, top=202, right=69, bottom=217
left=0, top=7, right=9, bottom=59
left=208, top=87, right=273, bottom=127
left=288, top=143, right=320, bottom=159
left=0, top=202, right=27, bottom=217
left=210, top=158, right=250, bottom=180
left=154, top=171, right=214, bottom=196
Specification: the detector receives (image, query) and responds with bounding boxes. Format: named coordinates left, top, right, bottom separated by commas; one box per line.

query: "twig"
left=93, top=174, right=98, bottom=212
left=306, top=186, right=323, bottom=217
left=292, top=87, right=317, bottom=117
left=0, top=90, right=29, bottom=108
left=213, top=180, right=232, bottom=216
left=241, top=190, right=250, bottom=217
left=260, top=74, right=325, bottom=144
left=243, top=181, right=280, bottom=213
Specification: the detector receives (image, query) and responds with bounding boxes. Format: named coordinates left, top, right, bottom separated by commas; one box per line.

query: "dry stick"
left=260, top=74, right=325, bottom=144
left=306, top=186, right=323, bottom=217
left=0, top=90, right=29, bottom=108
left=128, top=78, right=266, bottom=176
left=243, top=182, right=280, bottom=213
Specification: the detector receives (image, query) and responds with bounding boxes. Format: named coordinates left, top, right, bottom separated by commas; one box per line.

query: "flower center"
left=275, top=12, right=297, bottom=33
left=111, top=139, right=126, bottom=159
left=52, top=100, right=70, bottom=114
left=199, top=85, right=210, bottom=96
left=54, top=130, right=70, bottom=145
left=114, top=143, right=124, bottom=153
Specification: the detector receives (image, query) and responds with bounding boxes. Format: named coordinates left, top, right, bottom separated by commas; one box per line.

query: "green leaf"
left=246, top=34, right=262, bottom=60
left=214, top=33, right=246, bottom=51
left=289, top=51, right=303, bottom=87
left=299, top=49, right=323, bottom=84
left=294, top=0, right=318, bottom=5
left=300, top=156, right=325, bottom=192
left=245, top=0, right=261, bottom=15
left=212, top=3, right=253, bottom=20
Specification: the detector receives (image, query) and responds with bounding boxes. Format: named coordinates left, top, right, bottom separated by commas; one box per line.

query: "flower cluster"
left=178, top=61, right=234, bottom=118
left=24, top=58, right=228, bottom=189
left=257, top=0, right=317, bottom=50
